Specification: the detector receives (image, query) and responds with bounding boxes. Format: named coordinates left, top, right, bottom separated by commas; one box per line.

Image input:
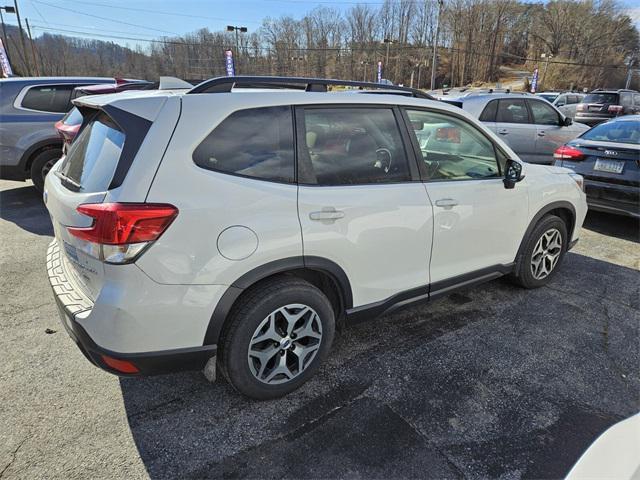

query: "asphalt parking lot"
left=1, top=178, right=638, bottom=479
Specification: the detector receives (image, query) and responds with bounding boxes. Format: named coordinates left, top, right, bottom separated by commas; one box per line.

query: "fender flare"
left=202, top=256, right=353, bottom=346
left=19, top=138, right=63, bottom=172
left=515, top=200, right=576, bottom=269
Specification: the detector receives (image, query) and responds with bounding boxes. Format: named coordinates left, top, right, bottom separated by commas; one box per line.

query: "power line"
left=32, top=0, right=180, bottom=35
left=43, top=0, right=261, bottom=25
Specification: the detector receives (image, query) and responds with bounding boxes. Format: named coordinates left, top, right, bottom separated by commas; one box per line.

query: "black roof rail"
left=187, top=76, right=434, bottom=100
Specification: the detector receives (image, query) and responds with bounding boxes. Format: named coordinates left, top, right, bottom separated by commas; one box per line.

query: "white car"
left=44, top=77, right=587, bottom=399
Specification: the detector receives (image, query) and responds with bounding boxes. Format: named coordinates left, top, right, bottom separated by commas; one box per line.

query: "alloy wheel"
left=530, top=228, right=563, bottom=280
left=41, top=158, right=58, bottom=181
left=247, top=304, right=322, bottom=385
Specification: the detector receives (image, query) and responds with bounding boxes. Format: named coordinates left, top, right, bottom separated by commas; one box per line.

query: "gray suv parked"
left=0, top=76, right=114, bottom=190
left=446, top=93, right=589, bottom=164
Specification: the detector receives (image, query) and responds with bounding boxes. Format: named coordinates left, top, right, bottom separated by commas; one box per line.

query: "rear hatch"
left=576, top=92, right=619, bottom=120
left=45, top=111, right=128, bottom=301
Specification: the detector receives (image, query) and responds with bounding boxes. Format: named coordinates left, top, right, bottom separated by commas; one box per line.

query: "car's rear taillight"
left=576, top=104, right=585, bottom=112
left=68, top=203, right=178, bottom=264
left=554, top=145, right=585, bottom=161
left=607, top=105, right=623, bottom=113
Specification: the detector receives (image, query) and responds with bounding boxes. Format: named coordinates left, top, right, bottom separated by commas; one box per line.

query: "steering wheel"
left=374, top=147, right=392, bottom=173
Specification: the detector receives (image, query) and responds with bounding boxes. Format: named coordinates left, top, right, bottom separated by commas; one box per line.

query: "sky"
left=3, top=0, right=640, bottom=50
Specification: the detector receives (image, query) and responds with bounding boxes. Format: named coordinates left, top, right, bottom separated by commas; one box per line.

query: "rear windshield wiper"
left=55, top=171, right=82, bottom=191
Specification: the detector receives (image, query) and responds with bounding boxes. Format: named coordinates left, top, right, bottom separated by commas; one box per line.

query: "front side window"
left=496, top=99, right=530, bottom=124
left=193, top=106, right=294, bottom=183
left=405, top=109, right=501, bottom=181
left=300, top=107, right=410, bottom=185
left=529, top=99, right=560, bottom=125
left=21, top=85, right=75, bottom=113
left=58, top=113, right=125, bottom=192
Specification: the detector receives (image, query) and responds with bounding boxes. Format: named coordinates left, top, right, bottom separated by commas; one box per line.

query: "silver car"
left=0, top=76, right=114, bottom=191
left=553, top=93, right=586, bottom=120
left=446, top=93, right=590, bottom=164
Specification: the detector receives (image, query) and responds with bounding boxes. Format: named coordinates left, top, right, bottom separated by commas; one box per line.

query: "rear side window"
left=57, top=113, right=125, bottom=192
left=193, top=106, right=294, bottom=183
left=299, top=107, right=411, bottom=185
left=20, top=85, right=75, bottom=113
left=620, top=92, right=632, bottom=106
left=479, top=100, right=498, bottom=122
left=634, top=94, right=640, bottom=105
left=496, top=99, right=530, bottom=124
left=584, top=93, right=618, bottom=104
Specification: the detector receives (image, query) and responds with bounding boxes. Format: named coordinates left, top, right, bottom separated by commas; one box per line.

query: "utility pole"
left=383, top=38, right=393, bottom=81
left=25, top=17, right=38, bottom=75
left=541, top=52, right=553, bottom=88
left=13, top=0, right=30, bottom=75
left=430, top=0, right=444, bottom=90
left=417, top=62, right=422, bottom=89
left=625, top=55, right=636, bottom=89
left=226, top=25, right=247, bottom=74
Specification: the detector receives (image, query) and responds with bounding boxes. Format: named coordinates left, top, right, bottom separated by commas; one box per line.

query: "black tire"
left=30, top=148, right=62, bottom=192
left=511, top=214, right=568, bottom=289
left=219, top=277, right=335, bottom=400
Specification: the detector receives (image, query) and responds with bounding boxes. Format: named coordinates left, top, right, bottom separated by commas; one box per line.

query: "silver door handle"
left=537, top=130, right=546, bottom=137
left=435, top=198, right=458, bottom=208
left=309, top=208, right=345, bottom=221
left=498, top=128, right=508, bottom=135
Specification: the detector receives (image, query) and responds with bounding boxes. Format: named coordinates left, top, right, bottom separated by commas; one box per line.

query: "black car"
left=553, top=115, right=639, bottom=218
left=575, top=89, right=640, bottom=126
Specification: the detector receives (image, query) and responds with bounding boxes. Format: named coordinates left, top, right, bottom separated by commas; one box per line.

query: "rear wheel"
left=511, top=214, right=568, bottom=289
left=30, top=148, right=62, bottom=192
left=220, top=277, right=335, bottom=400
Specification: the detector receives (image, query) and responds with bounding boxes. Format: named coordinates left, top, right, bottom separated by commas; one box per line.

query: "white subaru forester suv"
left=44, top=77, right=587, bottom=399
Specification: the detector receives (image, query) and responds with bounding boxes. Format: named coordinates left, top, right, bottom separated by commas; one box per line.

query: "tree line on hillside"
left=3, top=0, right=639, bottom=90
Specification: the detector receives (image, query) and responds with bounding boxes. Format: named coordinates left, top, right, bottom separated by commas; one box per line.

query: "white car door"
left=296, top=105, right=433, bottom=308
left=402, top=108, right=530, bottom=288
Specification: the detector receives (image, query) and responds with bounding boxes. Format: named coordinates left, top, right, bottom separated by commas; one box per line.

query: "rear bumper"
left=584, top=179, right=640, bottom=219
left=574, top=115, right=612, bottom=126
left=46, top=241, right=216, bottom=376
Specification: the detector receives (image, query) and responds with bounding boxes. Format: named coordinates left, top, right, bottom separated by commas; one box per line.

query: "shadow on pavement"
left=583, top=210, right=639, bottom=244
left=0, top=184, right=53, bottom=236
left=120, top=252, right=639, bottom=479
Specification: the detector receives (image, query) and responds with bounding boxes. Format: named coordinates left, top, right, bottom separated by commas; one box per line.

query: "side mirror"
left=563, top=116, right=572, bottom=126
left=503, top=159, right=524, bottom=189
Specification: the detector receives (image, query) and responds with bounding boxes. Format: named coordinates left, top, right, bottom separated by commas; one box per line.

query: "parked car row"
left=0, top=76, right=194, bottom=190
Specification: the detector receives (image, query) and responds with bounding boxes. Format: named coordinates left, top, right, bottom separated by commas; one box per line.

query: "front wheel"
left=220, top=277, right=335, bottom=400
left=511, top=214, right=568, bottom=289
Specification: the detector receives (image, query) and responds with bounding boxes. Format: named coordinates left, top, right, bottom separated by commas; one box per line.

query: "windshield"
left=62, top=107, right=83, bottom=126
left=57, top=112, right=125, bottom=192
left=583, top=93, right=618, bottom=104
left=538, top=94, right=558, bottom=103
left=580, top=120, right=640, bottom=145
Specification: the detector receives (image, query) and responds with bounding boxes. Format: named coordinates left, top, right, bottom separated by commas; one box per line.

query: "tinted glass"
left=497, top=99, right=530, bottom=123
left=193, top=106, right=294, bottom=183
left=479, top=100, right=498, bottom=122
left=538, top=94, right=558, bottom=103
left=634, top=94, right=640, bottom=105
left=21, top=85, right=75, bottom=113
left=581, top=120, right=640, bottom=145
left=584, top=93, right=618, bottom=104
left=58, top=113, right=125, bottom=192
left=406, top=109, right=500, bottom=181
left=554, top=95, right=567, bottom=106
left=620, top=93, right=632, bottom=105
left=529, top=99, right=560, bottom=125
left=62, top=107, right=83, bottom=126
left=301, top=108, right=410, bottom=185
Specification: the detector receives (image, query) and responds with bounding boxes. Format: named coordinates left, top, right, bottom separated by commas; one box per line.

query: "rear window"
left=583, top=93, right=618, bottom=104
left=193, top=106, right=294, bottom=183
left=62, top=107, right=83, bottom=126
left=580, top=120, right=640, bottom=145
left=57, top=113, right=125, bottom=192
left=21, top=85, right=75, bottom=113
